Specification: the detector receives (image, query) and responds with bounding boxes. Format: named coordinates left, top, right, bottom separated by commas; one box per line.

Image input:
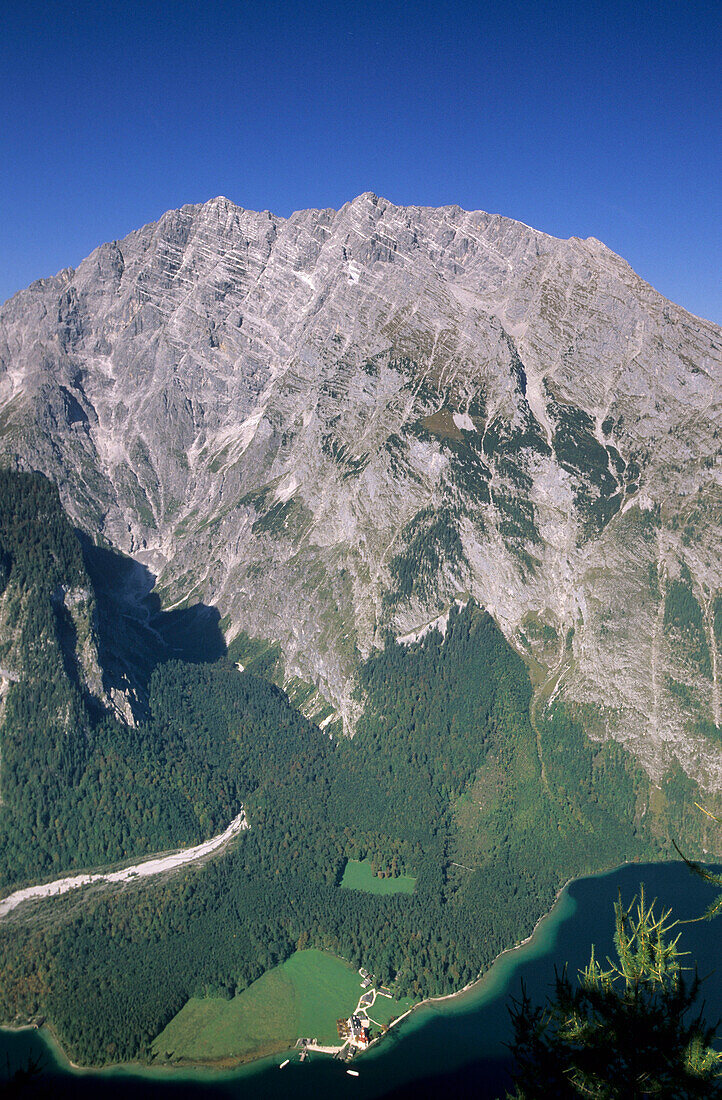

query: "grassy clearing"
left=151, top=949, right=363, bottom=1064
left=151, top=969, right=295, bottom=1064
left=341, top=859, right=416, bottom=895
left=285, top=949, right=363, bottom=1041
left=367, top=992, right=415, bottom=1028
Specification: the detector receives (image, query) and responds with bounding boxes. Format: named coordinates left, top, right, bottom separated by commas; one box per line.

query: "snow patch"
left=452, top=411, right=475, bottom=432
left=523, top=368, right=554, bottom=449
left=210, top=407, right=266, bottom=464
left=622, top=492, right=654, bottom=515
left=396, top=599, right=468, bottom=646
left=275, top=475, right=298, bottom=503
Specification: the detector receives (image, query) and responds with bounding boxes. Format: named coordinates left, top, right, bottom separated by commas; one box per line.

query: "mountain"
left=0, top=196, right=721, bottom=1069
left=0, top=468, right=253, bottom=887
left=0, top=469, right=657, bottom=1065
left=1, top=193, right=721, bottom=790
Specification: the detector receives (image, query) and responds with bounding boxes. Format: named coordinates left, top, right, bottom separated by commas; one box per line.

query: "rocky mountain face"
left=1, top=193, right=720, bottom=789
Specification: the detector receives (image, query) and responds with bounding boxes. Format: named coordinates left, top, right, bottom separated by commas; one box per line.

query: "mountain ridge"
left=1, top=193, right=720, bottom=789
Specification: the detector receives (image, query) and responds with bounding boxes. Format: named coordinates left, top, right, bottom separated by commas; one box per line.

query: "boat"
left=279, top=1059, right=290, bottom=1069
left=347, top=1069, right=360, bottom=1077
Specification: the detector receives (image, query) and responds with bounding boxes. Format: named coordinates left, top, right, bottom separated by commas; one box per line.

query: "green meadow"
left=341, top=859, right=416, bottom=895
left=366, top=992, right=415, bottom=1028
left=151, top=949, right=363, bottom=1064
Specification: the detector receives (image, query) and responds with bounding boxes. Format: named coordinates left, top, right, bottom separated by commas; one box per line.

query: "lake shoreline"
left=359, top=855, right=665, bottom=1059
left=0, top=871, right=582, bottom=1076
left=361, top=869, right=580, bottom=1047
left=0, top=857, right=679, bottom=1080
left=1, top=881, right=574, bottom=1079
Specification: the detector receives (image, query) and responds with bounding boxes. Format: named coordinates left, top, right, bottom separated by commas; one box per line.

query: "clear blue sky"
left=2, top=0, right=720, bottom=322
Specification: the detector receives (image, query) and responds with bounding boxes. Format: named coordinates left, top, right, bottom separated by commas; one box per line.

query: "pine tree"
left=674, top=803, right=722, bottom=921
left=507, top=887, right=722, bottom=1098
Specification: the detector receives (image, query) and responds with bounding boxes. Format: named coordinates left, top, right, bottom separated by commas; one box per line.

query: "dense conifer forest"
left=0, top=469, right=694, bottom=1067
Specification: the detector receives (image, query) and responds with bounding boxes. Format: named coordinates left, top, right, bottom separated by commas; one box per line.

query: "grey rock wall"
left=1, top=193, right=720, bottom=786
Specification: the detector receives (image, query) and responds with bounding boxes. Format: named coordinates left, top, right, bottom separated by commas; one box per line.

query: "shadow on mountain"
left=77, top=533, right=226, bottom=718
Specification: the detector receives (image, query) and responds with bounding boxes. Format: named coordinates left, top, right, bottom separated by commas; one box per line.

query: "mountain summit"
left=1, top=194, right=720, bottom=787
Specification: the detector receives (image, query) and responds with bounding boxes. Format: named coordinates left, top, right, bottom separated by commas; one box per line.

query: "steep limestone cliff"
left=1, top=194, right=720, bottom=786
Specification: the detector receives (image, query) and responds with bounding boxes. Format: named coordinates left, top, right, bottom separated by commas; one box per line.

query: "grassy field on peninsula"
left=151, top=949, right=363, bottom=1064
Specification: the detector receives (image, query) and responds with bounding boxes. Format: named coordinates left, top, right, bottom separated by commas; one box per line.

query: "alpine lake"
left=2, top=861, right=720, bottom=1099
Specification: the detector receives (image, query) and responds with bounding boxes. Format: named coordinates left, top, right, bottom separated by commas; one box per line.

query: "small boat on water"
left=347, top=1069, right=359, bottom=1077
left=279, top=1059, right=290, bottom=1069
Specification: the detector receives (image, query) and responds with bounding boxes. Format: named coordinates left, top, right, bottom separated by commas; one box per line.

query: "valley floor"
left=0, top=809, right=248, bottom=919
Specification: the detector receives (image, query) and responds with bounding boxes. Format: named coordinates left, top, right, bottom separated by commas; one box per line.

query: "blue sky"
left=1, top=0, right=720, bottom=322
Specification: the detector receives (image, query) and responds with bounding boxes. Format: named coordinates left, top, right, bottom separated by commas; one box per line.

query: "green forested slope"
left=0, top=472, right=334, bottom=887
left=0, top=469, right=697, bottom=1067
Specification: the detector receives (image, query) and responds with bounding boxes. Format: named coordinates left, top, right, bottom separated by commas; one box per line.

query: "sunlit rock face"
left=1, top=193, right=721, bottom=786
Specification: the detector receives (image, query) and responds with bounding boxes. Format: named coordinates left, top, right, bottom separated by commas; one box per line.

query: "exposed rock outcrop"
left=1, top=194, right=720, bottom=785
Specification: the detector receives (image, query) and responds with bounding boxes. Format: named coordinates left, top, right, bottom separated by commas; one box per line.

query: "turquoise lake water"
left=2, top=861, right=720, bottom=1098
